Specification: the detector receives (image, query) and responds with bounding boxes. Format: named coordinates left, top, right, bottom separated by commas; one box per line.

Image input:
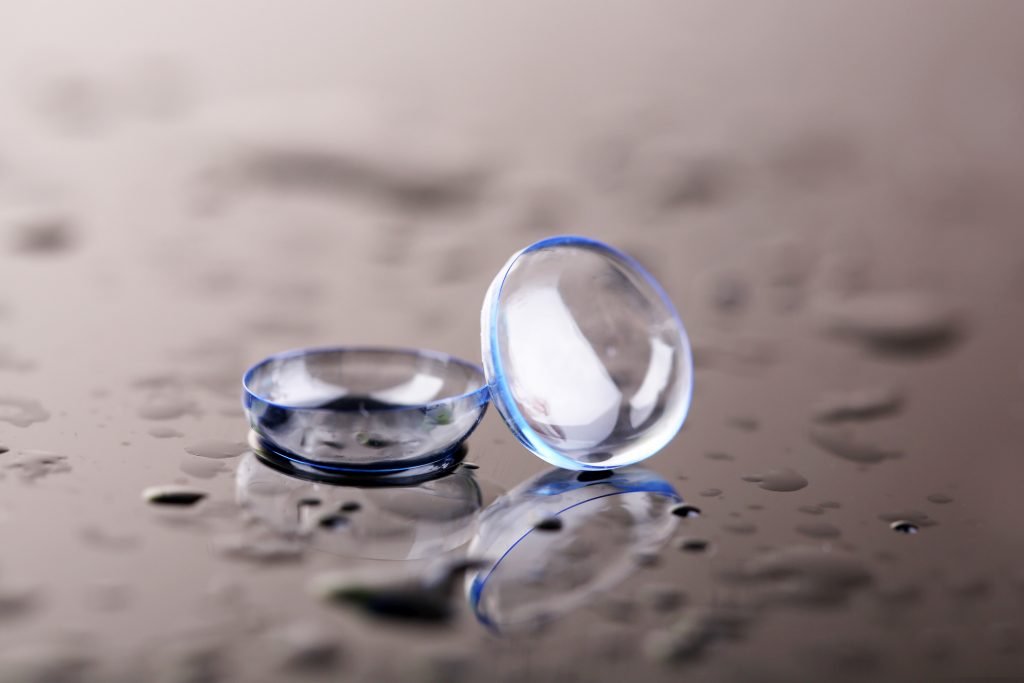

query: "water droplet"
left=460, top=462, right=480, bottom=470
left=184, top=440, right=248, bottom=459
left=4, top=204, right=77, bottom=255
left=879, top=510, right=936, bottom=528
left=671, top=504, right=702, bottom=518
left=699, top=488, right=723, bottom=498
left=817, top=291, right=962, bottom=355
left=180, top=456, right=228, bottom=479
left=809, top=426, right=902, bottom=464
left=632, top=551, right=661, bottom=568
left=703, top=268, right=749, bottom=314
left=0, top=444, right=7, bottom=454
left=533, top=516, right=563, bottom=532
left=339, top=501, right=362, bottom=513
left=811, top=386, right=903, bottom=422
left=0, top=396, right=51, bottom=427
left=728, top=416, right=759, bottom=432
left=148, top=426, right=183, bottom=439
left=0, top=581, right=38, bottom=619
left=679, top=538, right=710, bottom=552
left=733, top=546, right=872, bottom=606
left=741, top=467, right=808, bottom=492
left=138, top=394, right=198, bottom=421
left=799, top=505, right=825, bottom=515
left=889, top=521, right=919, bottom=534
left=705, top=451, right=734, bottom=461
left=0, top=346, right=35, bottom=372
left=723, top=521, right=758, bottom=535
left=795, top=522, right=842, bottom=539
left=142, top=485, right=207, bottom=506
left=926, top=493, right=953, bottom=505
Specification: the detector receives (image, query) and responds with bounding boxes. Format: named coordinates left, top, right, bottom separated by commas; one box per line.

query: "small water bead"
left=460, top=462, right=480, bottom=470
left=184, top=440, right=248, bottom=459
left=926, top=493, right=953, bottom=505
left=142, top=485, right=207, bottom=506
left=799, top=505, right=825, bottom=515
left=879, top=510, right=937, bottom=528
left=138, top=394, right=198, bottom=421
left=811, top=386, right=903, bottom=423
left=671, top=505, right=702, bottom=518
left=735, top=546, right=872, bottom=607
left=0, top=444, right=8, bottom=454
left=180, top=457, right=229, bottom=479
left=705, top=451, right=734, bottom=462
left=741, top=467, right=808, bottom=492
left=148, top=426, right=183, bottom=439
left=729, top=416, right=759, bottom=432
left=533, top=516, right=564, bottom=532
left=890, top=521, right=919, bottom=534
left=723, top=522, right=757, bottom=535
left=339, top=501, right=362, bottom=513
left=809, top=426, right=902, bottom=464
left=0, top=396, right=51, bottom=427
left=817, top=291, right=962, bottom=355
left=679, top=538, right=710, bottom=553
left=699, top=489, right=723, bottom=498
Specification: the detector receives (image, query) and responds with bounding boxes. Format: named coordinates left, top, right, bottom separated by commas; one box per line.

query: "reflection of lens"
left=465, top=467, right=680, bottom=633
left=235, top=452, right=489, bottom=561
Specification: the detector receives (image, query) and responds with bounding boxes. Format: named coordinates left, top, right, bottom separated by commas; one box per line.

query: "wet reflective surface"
left=2, top=2, right=1024, bottom=680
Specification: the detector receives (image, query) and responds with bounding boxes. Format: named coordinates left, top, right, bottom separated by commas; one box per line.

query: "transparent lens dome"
left=482, top=236, right=693, bottom=470
left=242, top=347, right=489, bottom=479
